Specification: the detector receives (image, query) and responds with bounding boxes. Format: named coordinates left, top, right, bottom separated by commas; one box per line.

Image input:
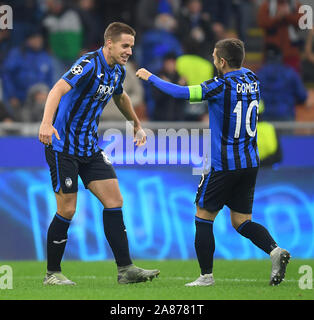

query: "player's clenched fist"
left=136, top=68, right=152, bottom=81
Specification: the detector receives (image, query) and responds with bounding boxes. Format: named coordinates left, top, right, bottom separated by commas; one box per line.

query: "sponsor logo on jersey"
left=94, top=84, right=115, bottom=101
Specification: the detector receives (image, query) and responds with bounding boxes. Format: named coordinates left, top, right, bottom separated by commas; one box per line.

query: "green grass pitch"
left=0, top=259, right=313, bottom=300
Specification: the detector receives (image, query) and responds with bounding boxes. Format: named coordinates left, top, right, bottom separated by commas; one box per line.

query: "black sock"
left=237, top=220, right=278, bottom=254
left=47, top=213, right=71, bottom=272
left=195, top=216, right=215, bottom=275
left=103, top=208, right=132, bottom=267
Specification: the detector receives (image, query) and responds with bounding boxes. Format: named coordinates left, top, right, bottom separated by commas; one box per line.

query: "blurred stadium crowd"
left=0, top=0, right=314, bottom=124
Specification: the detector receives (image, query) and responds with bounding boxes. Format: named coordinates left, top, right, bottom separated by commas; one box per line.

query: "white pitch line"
left=14, top=276, right=301, bottom=283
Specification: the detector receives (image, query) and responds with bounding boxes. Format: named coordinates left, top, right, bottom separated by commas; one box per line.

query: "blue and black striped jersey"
left=52, top=47, right=126, bottom=157
left=195, top=67, right=260, bottom=171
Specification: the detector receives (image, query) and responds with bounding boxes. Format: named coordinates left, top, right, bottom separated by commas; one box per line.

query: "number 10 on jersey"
left=233, top=100, right=259, bottom=138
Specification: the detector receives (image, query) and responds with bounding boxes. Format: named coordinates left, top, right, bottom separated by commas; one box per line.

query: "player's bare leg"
left=231, top=210, right=290, bottom=285
left=55, top=189, right=77, bottom=220
left=230, top=211, right=252, bottom=229
left=44, top=190, right=77, bottom=286
left=88, top=179, right=160, bottom=284
left=196, top=206, right=219, bottom=221
left=88, top=178, right=123, bottom=208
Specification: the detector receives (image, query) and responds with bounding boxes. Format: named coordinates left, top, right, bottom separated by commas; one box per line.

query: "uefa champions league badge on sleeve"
left=71, top=64, right=83, bottom=75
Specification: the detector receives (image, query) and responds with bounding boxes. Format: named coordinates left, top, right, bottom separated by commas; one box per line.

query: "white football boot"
left=185, top=274, right=215, bottom=287
left=269, top=247, right=291, bottom=286
left=43, top=272, right=76, bottom=286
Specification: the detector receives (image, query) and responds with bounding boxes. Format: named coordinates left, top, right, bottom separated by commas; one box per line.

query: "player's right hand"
left=136, top=68, right=152, bottom=81
left=39, top=122, right=60, bottom=146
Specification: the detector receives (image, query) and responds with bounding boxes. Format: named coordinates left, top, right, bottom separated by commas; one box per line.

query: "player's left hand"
left=134, top=127, right=147, bottom=147
left=136, top=68, right=152, bottom=81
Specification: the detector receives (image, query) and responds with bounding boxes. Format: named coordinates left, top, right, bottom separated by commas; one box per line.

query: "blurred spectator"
left=203, top=0, right=256, bottom=42
left=124, top=61, right=148, bottom=121
left=0, top=101, right=13, bottom=122
left=175, top=53, right=214, bottom=121
left=202, top=0, right=232, bottom=27
left=136, top=0, right=181, bottom=37
left=97, top=0, right=140, bottom=31
left=176, top=54, right=214, bottom=86
left=257, top=100, right=282, bottom=167
left=19, top=84, right=49, bottom=122
left=202, top=0, right=231, bottom=39
left=7, top=0, right=44, bottom=46
left=140, top=13, right=182, bottom=74
left=139, top=13, right=183, bottom=117
left=42, top=0, right=83, bottom=68
left=303, top=29, right=314, bottom=82
left=77, top=0, right=103, bottom=51
left=0, top=29, right=12, bottom=68
left=176, top=0, right=217, bottom=58
left=0, top=28, right=12, bottom=102
left=257, top=44, right=307, bottom=121
left=257, top=0, right=303, bottom=73
left=101, top=61, right=148, bottom=121
left=152, top=53, right=188, bottom=121
left=231, top=0, right=256, bottom=42
left=2, top=29, right=54, bottom=119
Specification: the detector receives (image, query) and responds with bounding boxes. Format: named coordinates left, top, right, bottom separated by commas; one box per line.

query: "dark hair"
left=104, top=22, right=136, bottom=44
left=215, top=38, right=245, bottom=68
left=163, top=52, right=178, bottom=61
left=265, top=43, right=282, bottom=62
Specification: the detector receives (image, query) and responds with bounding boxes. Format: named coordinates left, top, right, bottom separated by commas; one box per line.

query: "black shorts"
left=195, top=167, right=258, bottom=214
left=45, top=147, right=117, bottom=194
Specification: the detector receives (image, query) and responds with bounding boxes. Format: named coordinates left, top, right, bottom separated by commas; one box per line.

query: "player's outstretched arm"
left=39, top=79, right=71, bottom=145
left=136, top=68, right=190, bottom=100
left=113, top=91, right=146, bottom=147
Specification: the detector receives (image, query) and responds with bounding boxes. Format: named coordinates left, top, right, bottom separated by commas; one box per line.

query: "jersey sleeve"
left=189, top=77, right=225, bottom=103
left=148, top=74, right=190, bottom=99
left=113, top=66, right=126, bottom=95
left=62, top=56, right=95, bottom=88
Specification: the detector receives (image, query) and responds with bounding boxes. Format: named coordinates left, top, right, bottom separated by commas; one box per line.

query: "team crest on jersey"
left=94, top=84, right=115, bottom=101
left=65, top=177, right=73, bottom=188
left=71, top=64, right=83, bottom=75
left=114, top=72, right=119, bottom=84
